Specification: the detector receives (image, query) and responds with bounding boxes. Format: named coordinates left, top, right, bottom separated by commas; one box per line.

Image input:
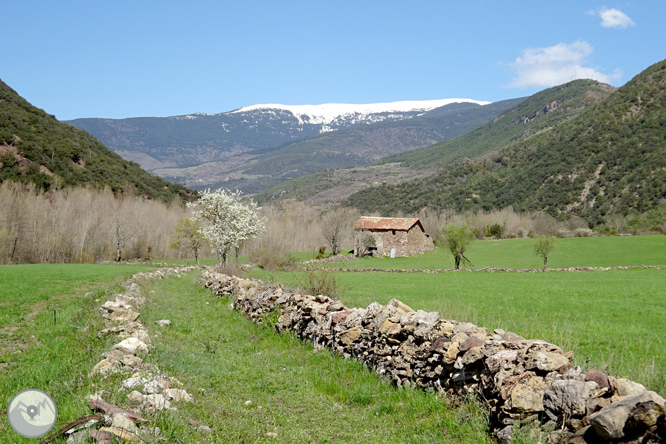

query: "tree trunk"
left=454, top=254, right=461, bottom=270
left=543, top=256, right=548, bottom=272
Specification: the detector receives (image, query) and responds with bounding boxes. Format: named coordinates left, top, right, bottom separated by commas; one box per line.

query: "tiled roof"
left=353, top=217, right=421, bottom=231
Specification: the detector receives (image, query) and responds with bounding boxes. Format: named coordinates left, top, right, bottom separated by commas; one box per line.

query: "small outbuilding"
left=353, top=217, right=435, bottom=257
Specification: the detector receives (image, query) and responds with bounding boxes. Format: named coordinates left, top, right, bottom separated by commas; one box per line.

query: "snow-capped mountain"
left=231, top=99, right=490, bottom=132
left=67, top=98, right=493, bottom=170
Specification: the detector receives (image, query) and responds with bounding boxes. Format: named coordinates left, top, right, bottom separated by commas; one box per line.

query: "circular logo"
left=7, top=389, right=58, bottom=438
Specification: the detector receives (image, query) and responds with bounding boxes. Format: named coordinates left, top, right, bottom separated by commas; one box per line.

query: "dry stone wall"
left=66, top=267, right=198, bottom=443
left=201, top=270, right=666, bottom=444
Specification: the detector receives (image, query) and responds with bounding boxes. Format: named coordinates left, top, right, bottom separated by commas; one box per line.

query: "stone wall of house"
left=201, top=270, right=666, bottom=444
left=359, top=227, right=435, bottom=257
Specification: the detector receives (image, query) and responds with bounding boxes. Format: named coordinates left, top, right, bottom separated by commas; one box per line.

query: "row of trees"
left=0, top=181, right=194, bottom=264
left=442, top=223, right=556, bottom=271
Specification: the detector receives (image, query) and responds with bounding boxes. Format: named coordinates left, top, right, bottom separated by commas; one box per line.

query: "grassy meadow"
left=1, top=234, right=664, bottom=442
left=0, top=265, right=495, bottom=443
left=253, top=235, right=666, bottom=393
left=324, top=234, right=666, bottom=270
left=0, top=263, right=159, bottom=443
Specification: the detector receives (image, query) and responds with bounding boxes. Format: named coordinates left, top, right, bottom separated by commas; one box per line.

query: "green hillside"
left=0, top=79, right=196, bottom=202
left=377, top=79, right=614, bottom=169
left=345, top=59, right=666, bottom=226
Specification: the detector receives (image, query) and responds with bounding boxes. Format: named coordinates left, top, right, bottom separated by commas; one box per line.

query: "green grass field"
left=1, top=235, right=664, bottom=442
left=0, top=263, right=161, bottom=443
left=253, top=235, right=666, bottom=393
left=327, top=234, right=666, bottom=270
left=0, top=266, right=495, bottom=443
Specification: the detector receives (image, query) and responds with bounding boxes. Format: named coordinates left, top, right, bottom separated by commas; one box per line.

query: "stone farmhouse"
left=353, top=217, right=435, bottom=257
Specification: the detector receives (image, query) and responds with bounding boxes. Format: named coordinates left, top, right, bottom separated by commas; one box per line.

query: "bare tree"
left=320, top=207, right=359, bottom=256
left=110, top=198, right=136, bottom=262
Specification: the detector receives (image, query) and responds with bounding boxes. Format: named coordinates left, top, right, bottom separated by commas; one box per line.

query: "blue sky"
left=3, top=1, right=663, bottom=120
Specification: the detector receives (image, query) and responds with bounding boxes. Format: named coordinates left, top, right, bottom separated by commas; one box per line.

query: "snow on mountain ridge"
left=232, top=98, right=491, bottom=126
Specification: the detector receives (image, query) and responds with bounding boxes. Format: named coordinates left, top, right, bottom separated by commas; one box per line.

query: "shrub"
left=315, top=246, right=327, bottom=260
left=249, top=247, right=296, bottom=271
left=488, top=223, right=505, bottom=238
left=294, top=268, right=348, bottom=300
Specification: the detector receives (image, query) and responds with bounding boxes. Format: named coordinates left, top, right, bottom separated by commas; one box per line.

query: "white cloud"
left=509, top=41, right=621, bottom=89
left=598, top=8, right=635, bottom=28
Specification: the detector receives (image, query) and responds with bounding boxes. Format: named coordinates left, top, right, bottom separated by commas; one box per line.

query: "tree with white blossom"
left=187, top=189, right=264, bottom=265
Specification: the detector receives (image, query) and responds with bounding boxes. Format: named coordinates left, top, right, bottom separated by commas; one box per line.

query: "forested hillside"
left=0, top=79, right=196, bottom=203
left=345, top=60, right=666, bottom=226
left=377, top=79, right=614, bottom=169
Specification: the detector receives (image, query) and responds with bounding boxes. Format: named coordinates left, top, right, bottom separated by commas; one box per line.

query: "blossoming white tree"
left=187, top=189, right=264, bottom=264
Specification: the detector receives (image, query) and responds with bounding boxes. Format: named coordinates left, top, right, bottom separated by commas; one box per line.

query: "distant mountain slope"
left=66, top=98, right=489, bottom=171
left=0, top=79, right=195, bottom=202
left=256, top=80, right=611, bottom=206
left=147, top=99, right=521, bottom=194
left=345, top=59, right=666, bottom=224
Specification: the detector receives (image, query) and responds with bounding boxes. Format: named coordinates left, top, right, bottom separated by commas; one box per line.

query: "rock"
left=112, top=338, right=149, bottom=355
left=589, top=391, right=666, bottom=440
left=127, top=391, right=145, bottom=404
left=626, top=400, right=666, bottom=430
left=143, top=393, right=170, bottom=410
left=90, top=429, right=114, bottom=444
left=331, top=310, right=352, bottom=325
left=496, top=425, right=513, bottom=442
left=486, top=350, right=519, bottom=373
left=500, top=331, right=526, bottom=342
left=267, top=432, right=278, bottom=438
left=338, top=326, right=363, bottom=345
left=197, top=425, right=212, bottom=434
left=610, top=377, right=647, bottom=398
left=66, top=430, right=91, bottom=443
left=101, top=300, right=126, bottom=313
left=509, top=375, right=550, bottom=413
left=379, top=319, right=402, bottom=337
left=429, top=335, right=451, bottom=353
left=524, top=351, right=570, bottom=372
left=459, top=335, right=484, bottom=352
left=99, top=426, right=140, bottom=442
left=165, top=388, right=193, bottom=402
left=111, top=412, right=138, bottom=434
left=122, top=377, right=147, bottom=390
left=461, top=346, right=485, bottom=365
left=120, top=355, right=143, bottom=368
left=373, top=299, right=414, bottom=329
left=108, top=308, right=141, bottom=323
left=584, top=369, right=610, bottom=390
left=155, top=319, right=171, bottom=327
left=143, top=380, right=165, bottom=394
left=543, top=379, right=597, bottom=420
left=91, top=359, right=119, bottom=375
left=443, top=342, right=460, bottom=364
